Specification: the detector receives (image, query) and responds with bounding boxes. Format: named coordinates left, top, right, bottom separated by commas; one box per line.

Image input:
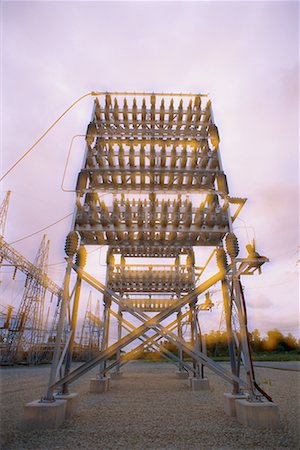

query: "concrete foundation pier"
left=190, top=377, right=210, bottom=391
left=54, top=392, right=79, bottom=419
left=236, top=399, right=280, bottom=429
left=22, top=399, right=66, bottom=430
left=223, top=393, right=248, bottom=417
left=175, top=370, right=189, bottom=379
left=90, top=377, right=110, bottom=393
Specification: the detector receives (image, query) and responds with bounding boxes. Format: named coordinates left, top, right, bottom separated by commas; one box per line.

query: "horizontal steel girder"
left=107, top=246, right=193, bottom=258
left=76, top=172, right=226, bottom=194
left=78, top=231, right=225, bottom=247
left=116, top=299, right=186, bottom=312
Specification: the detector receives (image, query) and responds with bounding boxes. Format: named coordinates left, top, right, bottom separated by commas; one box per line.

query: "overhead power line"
left=0, top=91, right=102, bottom=183
left=9, top=213, right=73, bottom=245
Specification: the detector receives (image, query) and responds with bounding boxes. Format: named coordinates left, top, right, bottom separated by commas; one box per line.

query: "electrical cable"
left=48, top=261, right=67, bottom=267
left=233, top=218, right=256, bottom=243
left=8, top=193, right=111, bottom=246
left=0, top=91, right=102, bottom=183
left=9, top=212, right=73, bottom=245
left=47, top=246, right=106, bottom=270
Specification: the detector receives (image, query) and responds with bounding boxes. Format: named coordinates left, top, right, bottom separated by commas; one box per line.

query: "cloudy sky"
left=1, top=1, right=299, bottom=339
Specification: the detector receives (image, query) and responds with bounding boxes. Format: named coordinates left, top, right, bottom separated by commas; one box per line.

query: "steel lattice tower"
left=35, top=92, right=278, bottom=429
left=1, top=235, right=50, bottom=364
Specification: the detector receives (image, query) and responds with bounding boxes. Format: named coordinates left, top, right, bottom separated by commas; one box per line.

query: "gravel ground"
left=0, top=361, right=299, bottom=450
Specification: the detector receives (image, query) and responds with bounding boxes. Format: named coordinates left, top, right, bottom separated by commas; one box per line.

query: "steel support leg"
left=195, top=312, right=204, bottom=379
left=99, top=298, right=111, bottom=378
left=62, top=276, right=82, bottom=394
left=232, top=276, right=256, bottom=398
left=221, top=278, right=239, bottom=394
left=177, top=309, right=184, bottom=371
left=190, top=303, right=201, bottom=378
left=115, top=308, right=122, bottom=374
left=45, top=257, right=72, bottom=400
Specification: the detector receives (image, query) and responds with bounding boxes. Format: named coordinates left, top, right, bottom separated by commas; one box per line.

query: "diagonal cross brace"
left=106, top=329, right=189, bottom=374
left=76, top=266, right=247, bottom=388
left=49, top=266, right=245, bottom=391
left=109, top=309, right=195, bottom=374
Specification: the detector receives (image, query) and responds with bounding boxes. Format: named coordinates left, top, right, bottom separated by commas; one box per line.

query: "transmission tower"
left=0, top=191, right=11, bottom=237
left=26, top=92, right=279, bottom=431
left=0, top=304, right=15, bottom=347
left=1, top=235, right=50, bottom=364
left=79, top=293, right=103, bottom=360
left=0, top=237, right=62, bottom=297
left=0, top=191, right=62, bottom=363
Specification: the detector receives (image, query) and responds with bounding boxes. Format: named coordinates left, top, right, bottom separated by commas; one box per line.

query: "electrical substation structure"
left=24, top=92, right=280, bottom=430
left=0, top=191, right=63, bottom=365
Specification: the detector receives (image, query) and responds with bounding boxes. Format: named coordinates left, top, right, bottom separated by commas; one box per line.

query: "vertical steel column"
left=190, top=303, right=201, bottom=378
left=99, top=297, right=111, bottom=377
left=62, top=275, right=82, bottom=394
left=45, top=256, right=73, bottom=400
left=231, top=276, right=256, bottom=397
left=99, top=249, right=112, bottom=377
left=221, top=278, right=239, bottom=394
left=177, top=309, right=184, bottom=371
left=115, top=306, right=123, bottom=374
left=211, top=102, right=256, bottom=397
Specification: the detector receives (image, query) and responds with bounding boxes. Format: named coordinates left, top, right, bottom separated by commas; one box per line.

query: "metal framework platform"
left=41, top=92, right=272, bottom=411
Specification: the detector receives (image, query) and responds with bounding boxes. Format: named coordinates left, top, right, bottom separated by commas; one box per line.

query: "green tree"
left=249, top=328, right=262, bottom=353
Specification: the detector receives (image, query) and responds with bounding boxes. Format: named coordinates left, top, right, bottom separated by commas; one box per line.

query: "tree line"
left=141, top=329, right=300, bottom=360
left=204, top=328, right=300, bottom=357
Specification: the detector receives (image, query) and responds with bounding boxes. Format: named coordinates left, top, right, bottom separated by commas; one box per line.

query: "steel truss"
left=44, top=92, right=270, bottom=402
left=1, top=235, right=53, bottom=364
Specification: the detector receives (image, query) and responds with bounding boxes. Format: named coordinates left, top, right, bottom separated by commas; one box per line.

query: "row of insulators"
left=94, top=138, right=211, bottom=152
left=76, top=198, right=228, bottom=229
left=87, top=120, right=219, bottom=151
left=87, top=172, right=218, bottom=191
left=80, top=229, right=224, bottom=246
left=122, top=301, right=174, bottom=309
left=110, top=271, right=193, bottom=280
left=111, top=268, right=193, bottom=276
left=110, top=277, right=193, bottom=287
left=92, top=139, right=214, bottom=160
left=112, top=286, right=192, bottom=293
left=85, top=142, right=219, bottom=171
left=82, top=192, right=221, bottom=211
left=108, top=255, right=194, bottom=266
left=107, top=247, right=192, bottom=259
left=122, top=295, right=180, bottom=300
left=93, top=95, right=211, bottom=129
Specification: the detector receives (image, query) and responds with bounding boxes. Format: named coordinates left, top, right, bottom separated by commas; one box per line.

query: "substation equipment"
left=24, top=92, right=280, bottom=430
left=0, top=191, right=63, bottom=365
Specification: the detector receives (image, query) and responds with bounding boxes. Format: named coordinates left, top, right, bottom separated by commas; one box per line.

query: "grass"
left=139, top=352, right=300, bottom=363
left=252, top=352, right=300, bottom=362
left=212, top=352, right=300, bottom=362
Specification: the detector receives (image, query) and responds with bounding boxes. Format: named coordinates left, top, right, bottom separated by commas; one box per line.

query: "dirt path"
left=1, top=361, right=299, bottom=449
